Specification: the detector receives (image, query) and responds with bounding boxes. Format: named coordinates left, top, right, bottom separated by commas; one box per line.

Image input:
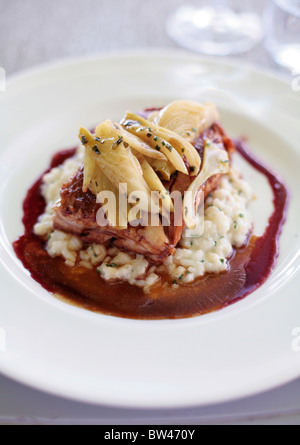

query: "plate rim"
left=5, top=47, right=293, bottom=89
left=1, top=49, right=300, bottom=409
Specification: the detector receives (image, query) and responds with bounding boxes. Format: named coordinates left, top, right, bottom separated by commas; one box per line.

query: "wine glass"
left=264, top=0, right=300, bottom=72
left=166, top=0, right=263, bottom=56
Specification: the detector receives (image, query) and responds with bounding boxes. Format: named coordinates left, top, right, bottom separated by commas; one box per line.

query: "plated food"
left=13, top=100, right=289, bottom=319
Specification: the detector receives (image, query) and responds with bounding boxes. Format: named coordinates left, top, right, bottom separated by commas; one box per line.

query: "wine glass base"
left=166, top=6, right=263, bottom=56
left=265, top=42, right=300, bottom=72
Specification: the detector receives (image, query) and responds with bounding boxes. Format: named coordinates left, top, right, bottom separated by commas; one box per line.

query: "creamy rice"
left=34, top=148, right=84, bottom=237
left=165, top=170, right=253, bottom=287
left=34, top=151, right=253, bottom=292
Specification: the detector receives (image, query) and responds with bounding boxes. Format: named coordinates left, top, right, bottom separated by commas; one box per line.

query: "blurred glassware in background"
left=166, top=0, right=263, bottom=55
left=264, top=0, right=300, bottom=72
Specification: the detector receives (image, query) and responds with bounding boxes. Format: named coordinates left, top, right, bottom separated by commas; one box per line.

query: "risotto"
left=34, top=149, right=253, bottom=293
left=14, top=100, right=289, bottom=319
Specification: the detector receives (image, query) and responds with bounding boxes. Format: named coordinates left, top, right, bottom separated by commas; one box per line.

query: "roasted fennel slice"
left=183, top=140, right=230, bottom=229
left=121, top=112, right=194, bottom=176
left=95, top=121, right=167, bottom=161
left=83, top=149, right=97, bottom=193
left=146, top=158, right=175, bottom=181
left=121, top=112, right=196, bottom=175
left=133, top=151, right=174, bottom=213
left=154, top=101, right=219, bottom=144
left=79, top=124, right=155, bottom=214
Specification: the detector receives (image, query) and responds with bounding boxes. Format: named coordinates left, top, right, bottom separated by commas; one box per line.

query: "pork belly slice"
left=53, top=167, right=173, bottom=263
left=53, top=123, right=234, bottom=264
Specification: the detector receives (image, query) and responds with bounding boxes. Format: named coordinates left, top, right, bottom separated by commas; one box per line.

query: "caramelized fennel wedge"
left=133, top=151, right=174, bottom=213
left=183, top=140, right=230, bottom=229
left=79, top=126, right=155, bottom=214
left=80, top=101, right=229, bottom=231
left=155, top=100, right=220, bottom=144
left=121, top=112, right=192, bottom=176
left=83, top=149, right=97, bottom=193
left=146, top=158, right=175, bottom=181
left=95, top=121, right=167, bottom=161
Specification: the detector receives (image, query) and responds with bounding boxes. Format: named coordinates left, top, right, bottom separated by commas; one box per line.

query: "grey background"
left=0, top=0, right=282, bottom=76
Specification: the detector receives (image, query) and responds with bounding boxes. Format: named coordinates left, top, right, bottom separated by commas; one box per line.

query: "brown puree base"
left=13, top=141, right=289, bottom=320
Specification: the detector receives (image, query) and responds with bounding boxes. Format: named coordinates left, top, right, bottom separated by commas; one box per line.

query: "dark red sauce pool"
left=13, top=141, right=289, bottom=319
left=232, top=140, right=290, bottom=304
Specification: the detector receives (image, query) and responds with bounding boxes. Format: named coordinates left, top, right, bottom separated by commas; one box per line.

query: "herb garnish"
left=124, top=120, right=136, bottom=127
left=81, top=135, right=88, bottom=145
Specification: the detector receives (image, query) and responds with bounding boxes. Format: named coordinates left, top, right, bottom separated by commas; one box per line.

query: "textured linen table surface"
left=0, top=0, right=286, bottom=76
left=0, top=0, right=300, bottom=425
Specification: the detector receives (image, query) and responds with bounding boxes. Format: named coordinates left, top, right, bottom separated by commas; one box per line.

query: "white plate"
left=0, top=50, right=300, bottom=409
